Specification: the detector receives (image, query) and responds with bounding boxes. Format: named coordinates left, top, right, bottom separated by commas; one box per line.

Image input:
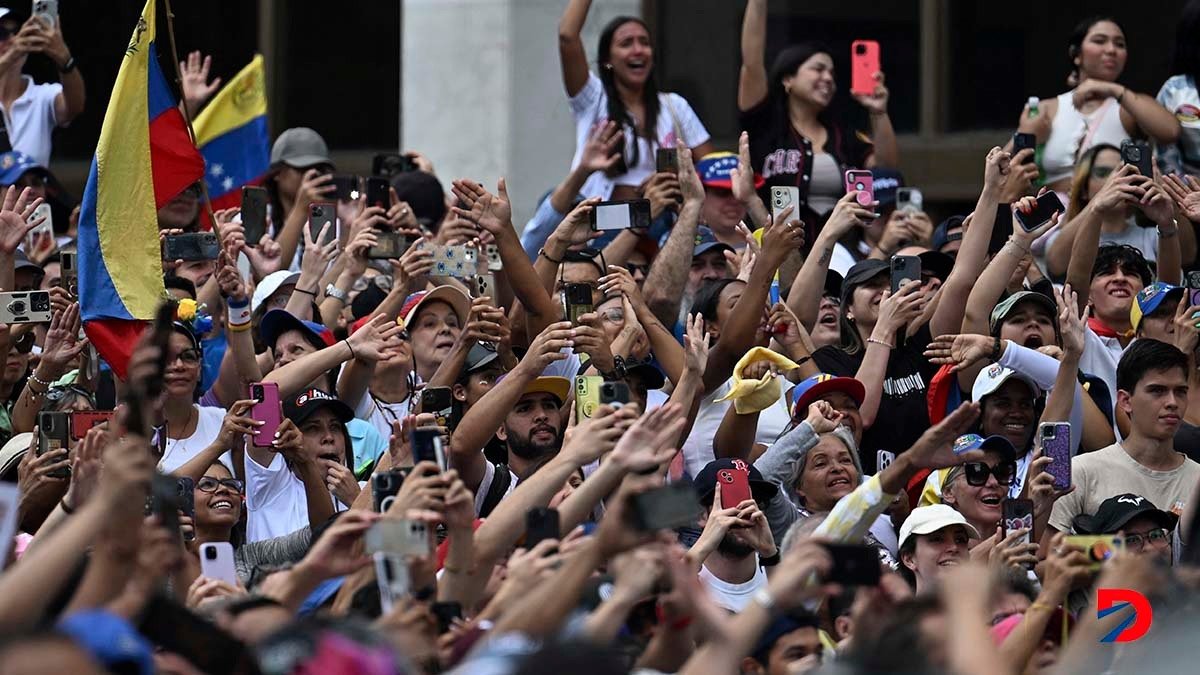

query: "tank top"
left=1041, top=90, right=1129, bottom=185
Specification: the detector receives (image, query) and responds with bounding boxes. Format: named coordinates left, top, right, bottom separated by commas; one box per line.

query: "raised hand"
left=1161, top=173, right=1200, bottom=222
left=216, top=399, right=261, bottom=451
left=580, top=121, right=622, bottom=173
left=180, top=51, right=222, bottom=115
left=1011, top=190, right=1062, bottom=246
left=676, top=139, right=705, bottom=206
left=516, top=321, right=574, bottom=375
left=982, top=146, right=1012, bottom=192
left=875, top=282, right=925, bottom=335
left=903, top=401, right=983, bottom=470
left=682, top=312, right=711, bottom=376
left=39, top=302, right=89, bottom=374
left=642, top=172, right=682, bottom=219
left=393, top=239, right=435, bottom=289
left=851, top=71, right=890, bottom=114
left=729, top=131, right=758, bottom=206
left=988, top=526, right=1039, bottom=573
left=824, top=191, right=876, bottom=240
left=296, top=169, right=336, bottom=210
left=245, top=234, right=284, bottom=278
left=563, top=405, right=639, bottom=466
left=768, top=301, right=809, bottom=351
left=1056, top=284, right=1085, bottom=358
left=63, top=427, right=108, bottom=511
left=0, top=186, right=43, bottom=255
left=387, top=413, right=437, bottom=466
left=215, top=252, right=248, bottom=302
left=804, top=400, right=844, bottom=434
left=551, top=197, right=600, bottom=247
left=760, top=204, right=805, bottom=268
left=1135, top=177, right=1176, bottom=226
left=609, top=402, right=686, bottom=473
left=450, top=178, right=514, bottom=239
left=1090, top=164, right=1143, bottom=216
left=295, top=509, right=380, bottom=579
left=346, top=314, right=406, bottom=363
left=924, top=333, right=997, bottom=371
left=300, top=221, right=340, bottom=278
left=322, top=458, right=361, bottom=506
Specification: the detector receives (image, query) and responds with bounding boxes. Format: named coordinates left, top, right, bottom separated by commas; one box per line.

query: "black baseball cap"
left=464, top=343, right=501, bottom=374
left=919, top=250, right=954, bottom=283
left=840, top=259, right=889, bottom=306
left=283, top=388, right=355, bottom=425
left=1072, top=493, right=1179, bottom=535
left=823, top=270, right=844, bottom=300
left=624, top=357, right=666, bottom=390
left=694, top=458, right=777, bottom=506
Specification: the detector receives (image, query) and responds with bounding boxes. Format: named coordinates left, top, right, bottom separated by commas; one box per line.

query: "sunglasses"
left=353, top=275, right=393, bottom=293
left=1122, top=528, right=1170, bottom=551
left=963, top=460, right=1017, bottom=486
left=170, top=348, right=202, bottom=365
left=197, top=476, right=245, bottom=495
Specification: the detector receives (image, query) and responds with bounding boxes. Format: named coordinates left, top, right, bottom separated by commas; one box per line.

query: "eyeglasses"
left=170, top=348, right=202, bottom=365
left=1122, top=528, right=1170, bottom=551
left=1091, top=165, right=1116, bottom=179
left=353, top=275, right=393, bottom=293
left=963, top=460, right=1017, bottom=486
left=197, top=477, right=245, bottom=495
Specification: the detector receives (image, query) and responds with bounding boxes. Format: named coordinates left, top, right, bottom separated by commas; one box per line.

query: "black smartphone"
left=60, top=251, right=78, bottom=298
left=1012, top=132, right=1036, bottom=164
left=431, top=601, right=463, bottom=634
left=366, top=176, right=391, bottom=210
left=372, top=469, right=406, bottom=513
left=308, top=202, right=337, bottom=244
left=562, top=283, right=594, bottom=324
left=1002, top=498, right=1035, bottom=544
left=126, top=300, right=177, bottom=438
left=525, top=507, right=561, bottom=550
left=1121, top=139, right=1153, bottom=177
left=150, top=473, right=182, bottom=536
left=177, top=477, right=196, bottom=541
left=1014, top=192, right=1064, bottom=232
left=372, top=152, right=417, bottom=178
left=366, top=231, right=410, bottom=260
left=138, top=593, right=254, bottom=674
left=889, top=255, right=921, bottom=293
left=987, top=203, right=1015, bottom=257
left=241, top=185, right=269, bottom=244
left=36, top=410, right=70, bottom=479
left=162, top=233, right=220, bottom=262
left=632, top=483, right=702, bottom=532
left=823, top=544, right=881, bottom=586
left=411, top=426, right=446, bottom=471
left=655, top=147, right=678, bottom=173
left=599, top=381, right=630, bottom=407
left=420, top=386, right=456, bottom=432
left=330, top=174, right=360, bottom=202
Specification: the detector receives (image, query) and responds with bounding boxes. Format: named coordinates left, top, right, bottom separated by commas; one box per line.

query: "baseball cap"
left=399, top=286, right=471, bottom=329
left=840, top=259, right=889, bottom=305
left=270, top=127, right=333, bottom=169
left=790, top=373, right=865, bottom=418
left=464, top=343, right=501, bottom=374
left=1072, top=493, right=1180, bottom=535
left=283, top=388, right=355, bottom=425
left=823, top=269, right=844, bottom=300
left=751, top=612, right=821, bottom=663
left=0, top=151, right=48, bottom=186
left=898, top=504, right=981, bottom=550
left=693, top=226, right=734, bottom=258
left=13, top=249, right=41, bottom=275
left=932, top=215, right=965, bottom=252
left=260, top=309, right=335, bottom=352
left=694, top=457, right=778, bottom=505
left=696, top=152, right=764, bottom=190
left=1131, top=282, right=1184, bottom=333
left=251, top=270, right=301, bottom=311
left=972, top=362, right=1041, bottom=401
left=989, top=290, right=1059, bottom=335
left=918, top=250, right=954, bottom=283
left=59, top=610, right=154, bottom=675
left=870, top=168, right=904, bottom=207
left=520, top=376, right=570, bottom=404
left=623, top=357, right=666, bottom=390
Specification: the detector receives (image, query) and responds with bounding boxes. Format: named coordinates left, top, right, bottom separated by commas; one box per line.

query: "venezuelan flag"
left=78, top=0, right=205, bottom=379
left=194, top=55, right=268, bottom=220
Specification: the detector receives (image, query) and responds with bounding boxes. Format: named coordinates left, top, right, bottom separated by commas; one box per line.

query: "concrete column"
left=402, top=0, right=637, bottom=227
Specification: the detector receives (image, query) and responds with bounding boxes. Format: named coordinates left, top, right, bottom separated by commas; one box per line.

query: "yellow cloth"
left=715, top=347, right=801, bottom=414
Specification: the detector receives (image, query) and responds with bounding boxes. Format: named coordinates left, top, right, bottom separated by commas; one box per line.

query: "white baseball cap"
left=971, top=362, right=1041, bottom=401
left=898, top=504, right=981, bottom=550
left=251, top=270, right=301, bottom=311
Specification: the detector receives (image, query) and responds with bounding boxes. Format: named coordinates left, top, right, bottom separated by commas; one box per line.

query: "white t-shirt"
left=352, top=392, right=414, bottom=444
left=157, top=406, right=232, bottom=474
left=681, top=376, right=793, bottom=478
left=244, top=451, right=347, bottom=543
left=569, top=71, right=710, bottom=200
left=1079, top=327, right=1126, bottom=426
left=1045, top=218, right=1160, bottom=264
left=1, top=76, right=62, bottom=167
left=698, top=562, right=767, bottom=612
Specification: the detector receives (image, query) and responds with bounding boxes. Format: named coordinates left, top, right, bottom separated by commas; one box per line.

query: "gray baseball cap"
left=270, top=127, right=333, bottom=169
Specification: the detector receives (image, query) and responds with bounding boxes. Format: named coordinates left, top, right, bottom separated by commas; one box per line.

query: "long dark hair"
left=768, top=41, right=836, bottom=128
left=597, top=16, right=660, bottom=175
left=1066, top=16, right=1122, bottom=85
left=1172, top=1, right=1200, bottom=85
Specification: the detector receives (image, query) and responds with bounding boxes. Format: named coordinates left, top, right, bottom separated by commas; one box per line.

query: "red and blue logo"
left=1097, top=588, right=1152, bottom=643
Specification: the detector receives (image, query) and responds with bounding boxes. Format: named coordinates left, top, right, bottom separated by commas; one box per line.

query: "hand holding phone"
left=844, top=170, right=874, bottom=206
left=248, top=382, right=282, bottom=448
left=1014, top=192, right=1064, bottom=232
left=1001, top=498, right=1035, bottom=544
left=1039, top=422, right=1072, bottom=490
left=850, top=40, right=881, bottom=96
left=890, top=255, right=921, bottom=293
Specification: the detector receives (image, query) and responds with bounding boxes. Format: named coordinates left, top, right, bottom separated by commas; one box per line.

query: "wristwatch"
left=1157, top=219, right=1179, bottom=238
left=325, top=283, right=348, bottom=302
left=58, top=56, right=76, bottom=73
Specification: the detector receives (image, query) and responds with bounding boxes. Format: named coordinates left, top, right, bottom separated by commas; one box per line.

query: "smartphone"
left=987, top=203, right=1016, bottom=257
left=330, top=174, right=360, bottom=202
left=895, top=187, right=923, bottom=213
left=1012, top=132, right=1037, bottom=164
left=60, top=251, right=78, bottom=297
left=308, top=202, right=337, bottom=245
left=248, top=382, right=282, bottom=448
left=149, top=473, right=182, bottom=536
left=162, top=233, right=220, bottom=262
left=485, top=243, right=502, bottom=271
left=420, top=386, right=455, bottom=431
left=525, top=507, right=560, bottom=550
left=431, top=601, right=463, bottom=634
left=850, top=39, right=881, bottom=96
left=374, top=553, right=411, bottom=614
left=1120, top=139, right=1153, bottom=177
left=632, top=483, right=702, bottom=532
left=25, top=203, right=53, bottom=254
left=0, top=291, right=51, bottom=324
left=177, top=476, right=196, bottom=526
left=590, top=199, right=652, bottom=231
left=575, top=375, right=603, bottom=421
left=365, top=519, right=430, bottom=557
left=372, top=152, right=417, bottom=178
left=423, top=242, right=480, bottom=278
left=472, top=273, right=496, bottom=300
left=655, top=147, right=678, bottom=173
left=240, top=185, right=269, bottom=244
left=562, top=282, right=594, bottom=325
left=600, top=380, right=630, bottom=407
left=366, top=176, right=391, bottom=210
left=128, top=301, right=177, bottom=437
left=137, top=594, right=253, bottom=675
left=199, top=542, right=238, bottom=585
left=70, top=410, right=114, bottom=441
left=890, top=255, right=921, bottom=293
left=372, top=470, right=406, bottom=513
left=716, top=467, right=753, bottom=507
left=1039, top=422, right=1072, bottom=491
left=770, top=186, right=801, bottom=220
left=36, top=410, right=70, bottom=479
left=32, top=0, right=58, bottom=29
left=1064, top=535, right=1124, bottom=570
left=824, top=543, right=882, bottom=586
left=0, top=483, right=18, bottom=571
left=844, top=170, right=874, bottom=206
left=1002, top=498, right=1035, bottom=544
left=366, top=231, right=410, bottom=260
left=1014, top=192, right=1064, bottom=232
left=411, top=426, right=447, bottom=471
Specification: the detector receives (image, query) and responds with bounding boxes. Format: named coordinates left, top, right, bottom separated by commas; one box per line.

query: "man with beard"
left=690, top=458, right=780, bottom=612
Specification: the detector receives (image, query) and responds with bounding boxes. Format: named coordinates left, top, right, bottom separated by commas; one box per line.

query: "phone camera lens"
left=855, top=44, right=866, bottom=55
left=204, top=547, right=217, bottom=560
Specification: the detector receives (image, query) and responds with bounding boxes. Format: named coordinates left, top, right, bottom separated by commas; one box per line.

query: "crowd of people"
left=3, top=0, right=1200, bottom=673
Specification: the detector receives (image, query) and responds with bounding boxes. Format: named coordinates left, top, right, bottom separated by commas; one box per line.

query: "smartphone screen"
left=1015, top=192, right=1064, bottom=232
left=241, top=186, right=268, bottom=244
left=591, top=201, right=633, bottom=231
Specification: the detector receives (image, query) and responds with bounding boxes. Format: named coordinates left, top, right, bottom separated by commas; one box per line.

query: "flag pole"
left=161, top=0, right=219, bottom=231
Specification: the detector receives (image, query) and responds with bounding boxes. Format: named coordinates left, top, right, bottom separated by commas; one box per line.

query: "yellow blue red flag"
left=78, top=0, right=205, bottom=378
left=193, top=55, right=269, bottom=219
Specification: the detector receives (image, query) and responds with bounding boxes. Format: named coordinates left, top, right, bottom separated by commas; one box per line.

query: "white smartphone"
left=770, top=186, right=801, bottom=220
left=198, top=542, right=238, bottom=585
left=32, top=0, right=57, bottom=29
left=25, top=203, right=53, bottom=254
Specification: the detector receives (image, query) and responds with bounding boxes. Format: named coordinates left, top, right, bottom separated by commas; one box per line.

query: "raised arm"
left=852, top=282, right=925, bottom=427
left=275, top=170, right=336, bottom=271
left=38, top=19, right=85, bottom=124
left=643, top=141, right=704, bottom=327
left=786, top=192, right=872, bottom=327
left=558, top=0, right=593, bottom=97
left=1140, top=176, right=1186, bottom=283
left=211, top=252, right=263, bottom=408
left=738, top=0, right=769, bottom=111
left=1056, top=165, right=1142, bottom=291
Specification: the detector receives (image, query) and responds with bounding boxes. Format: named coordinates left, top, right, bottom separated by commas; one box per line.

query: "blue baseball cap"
left=696, top=151, right=764, bottom=190
left=871, top=168, right=904, bottom=207
left=693, top=226, right=734, bottom=258
left=1131, top=282, right=1184, bottom=333
left=0, top=151, right=48, bottom=186
left=59, top=610, right=154, bottom=675
left=790, top=373, right=865, bottom=418
left=951, top=433, right=1016, bottom=461
left=260, top=309, right=336, bottom=351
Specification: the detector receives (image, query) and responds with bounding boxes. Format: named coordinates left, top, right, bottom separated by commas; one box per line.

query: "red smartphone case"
left=851, top=40, right=881, bottom=96
left=718, top=468, right=753, bottom=507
